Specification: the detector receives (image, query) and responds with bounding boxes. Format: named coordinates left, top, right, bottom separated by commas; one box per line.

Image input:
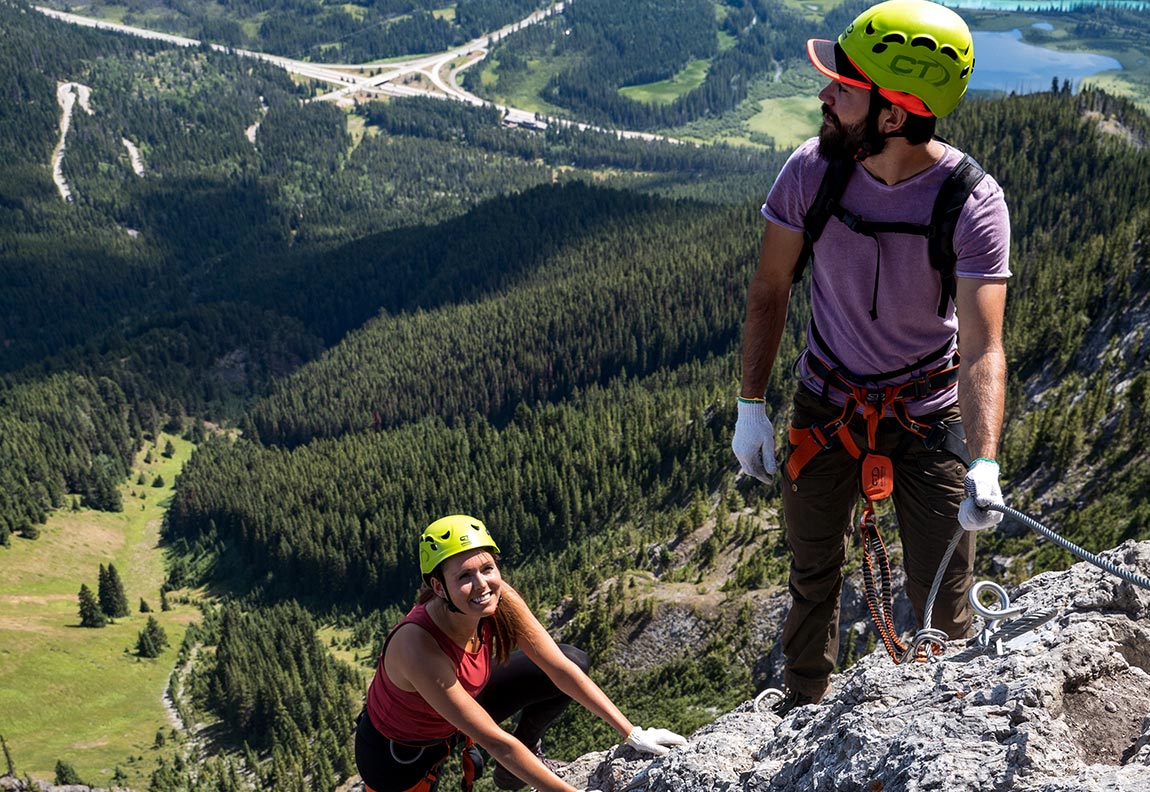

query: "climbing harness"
left=786, top=339, right=965, bottom=664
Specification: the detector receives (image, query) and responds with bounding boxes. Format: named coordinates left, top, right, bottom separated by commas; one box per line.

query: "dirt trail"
left=52, top=81, right=94, bottom=202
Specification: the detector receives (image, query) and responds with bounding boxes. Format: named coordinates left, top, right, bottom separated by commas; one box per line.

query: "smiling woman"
left=354, top=515, right=688, bottom=792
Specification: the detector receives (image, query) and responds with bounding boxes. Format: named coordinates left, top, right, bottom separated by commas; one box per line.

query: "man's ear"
left=880, top=104, right=908, bottom=135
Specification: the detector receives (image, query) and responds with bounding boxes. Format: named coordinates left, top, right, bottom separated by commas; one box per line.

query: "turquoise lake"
left=968, top=28, right=1124, bottom=94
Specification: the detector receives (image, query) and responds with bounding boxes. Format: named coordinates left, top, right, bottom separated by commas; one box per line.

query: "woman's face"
left=437, top=549, right=502, bottom=617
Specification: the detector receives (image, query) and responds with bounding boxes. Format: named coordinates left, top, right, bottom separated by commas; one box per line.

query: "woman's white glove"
left=958, top=458, right=1005, bottom=531
left=732, top=398, right=776, bottom=484
left=626, top=726, right=688, bottom=756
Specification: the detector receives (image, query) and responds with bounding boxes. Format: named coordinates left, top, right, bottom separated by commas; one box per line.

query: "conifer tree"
left=137, top=616, right=169, bottom=658
left=99, top=564, right=131, bottom=619
left=78, top=584, right=106, bottom=628
left=54, top=759, right=82, bottom=785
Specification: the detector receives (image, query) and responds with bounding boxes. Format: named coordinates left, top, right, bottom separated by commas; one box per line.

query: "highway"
left=35, top=4, right=680, bottom=144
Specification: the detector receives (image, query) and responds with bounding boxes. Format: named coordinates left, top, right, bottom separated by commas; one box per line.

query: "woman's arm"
left=500, top=586, right=635, bottom=739
left=387, top=623, right=580, bottom=792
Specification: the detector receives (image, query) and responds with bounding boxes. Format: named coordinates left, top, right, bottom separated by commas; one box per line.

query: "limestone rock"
left=559, top=540, right=1150, bottom=792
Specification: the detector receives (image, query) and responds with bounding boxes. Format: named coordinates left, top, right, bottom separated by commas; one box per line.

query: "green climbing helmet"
left=419, top=515, right=501, bottom=577
left=809, top=0, right=975, bottom=117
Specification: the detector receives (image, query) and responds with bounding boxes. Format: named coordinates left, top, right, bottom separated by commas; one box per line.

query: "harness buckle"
left=907, top=376, right=934, bottom=400
left=924, top=422, right=948, bottom=451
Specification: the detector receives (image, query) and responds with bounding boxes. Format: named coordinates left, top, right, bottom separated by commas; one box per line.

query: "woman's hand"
left=625, top=726, right=688, bottom=756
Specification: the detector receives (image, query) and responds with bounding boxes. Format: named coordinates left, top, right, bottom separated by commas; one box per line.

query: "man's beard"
left=817, top=105, right=881, bottom=160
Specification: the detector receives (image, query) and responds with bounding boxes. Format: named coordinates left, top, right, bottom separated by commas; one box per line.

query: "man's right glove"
left=732, top=398, right=777, bottom=485
left=958, top=458, right=1005, bottom=532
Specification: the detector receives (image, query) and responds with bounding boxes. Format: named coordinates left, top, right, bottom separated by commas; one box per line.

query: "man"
left=731, top=0, right=1010, bottom=715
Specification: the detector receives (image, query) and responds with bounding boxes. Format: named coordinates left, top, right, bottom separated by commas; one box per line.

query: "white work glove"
left=958, top=458, right=1005, bottom=532
left=732, top=398, right=777, bottom=484
left=626, top=726, right=688, bottom=756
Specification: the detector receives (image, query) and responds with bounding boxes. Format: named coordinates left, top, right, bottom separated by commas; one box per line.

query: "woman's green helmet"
left=814, top=0, right=975, bottom=117
left=419, top=515, right=501, bottom=577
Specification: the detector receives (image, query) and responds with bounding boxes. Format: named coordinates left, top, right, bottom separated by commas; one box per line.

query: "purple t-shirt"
left=763, top=137, right=1011, bottom=415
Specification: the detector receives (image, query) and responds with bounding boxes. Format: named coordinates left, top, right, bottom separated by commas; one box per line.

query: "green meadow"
left=619, top=59, right=711, bottom=105
left=747, top=94, right=823, bottom=149
left=0, top=435, right=196, bottom=789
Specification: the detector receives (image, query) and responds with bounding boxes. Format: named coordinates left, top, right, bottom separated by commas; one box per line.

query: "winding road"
left=35, top=4, right=679, bottom=143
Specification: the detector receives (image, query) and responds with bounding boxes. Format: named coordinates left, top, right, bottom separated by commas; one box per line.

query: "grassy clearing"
left=747, top=94, right=822, bottom=149
left=619, top=59, right=710, bottom=105
left=0, top=434, right=197, bottom=789
left=485, top=55, right=577, bottom=116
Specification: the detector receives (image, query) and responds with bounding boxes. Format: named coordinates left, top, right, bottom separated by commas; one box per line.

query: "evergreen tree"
left=163, top=440, right=176, bottom=459
left=98, top=564, right=131, bottom=619
left=153, top=474, right=166, bottom=488
left=140, top=598, right=152, bottom=613
left=54, top=760, right=82, bottom=785
left=137, top=616, right=169, bottom=658
left=78, top=584, right=106, bottom=628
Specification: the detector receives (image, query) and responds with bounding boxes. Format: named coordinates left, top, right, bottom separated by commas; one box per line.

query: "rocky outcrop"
left=18, top=542, right=1150, bottom=792
left=560, top=540, right=1150, bottom=792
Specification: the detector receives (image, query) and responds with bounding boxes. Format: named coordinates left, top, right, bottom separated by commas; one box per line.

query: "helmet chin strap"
left=432, top=573, right=465, bottom=613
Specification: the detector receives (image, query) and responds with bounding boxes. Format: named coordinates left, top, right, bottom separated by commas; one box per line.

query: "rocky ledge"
left=561, top=540, right=1150, bottom=792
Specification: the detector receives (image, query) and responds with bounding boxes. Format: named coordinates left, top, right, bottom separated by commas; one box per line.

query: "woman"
left=355, top=514, right=687, bottom=792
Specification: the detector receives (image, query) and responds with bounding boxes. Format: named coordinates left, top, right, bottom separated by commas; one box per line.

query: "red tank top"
left=366, top=603, right=492, bottom=742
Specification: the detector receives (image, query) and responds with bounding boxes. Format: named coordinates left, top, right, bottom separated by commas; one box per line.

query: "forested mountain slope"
left=166, top=88, right=1150, bottom=611
left=0, top=0, right=780, bottom=544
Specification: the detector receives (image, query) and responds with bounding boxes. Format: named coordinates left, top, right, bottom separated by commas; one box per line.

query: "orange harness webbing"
left=786, top=350, right=960, bottom=663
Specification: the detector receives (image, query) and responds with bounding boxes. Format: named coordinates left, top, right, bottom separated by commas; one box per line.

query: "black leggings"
left=355, top=645, right=590, bottom=792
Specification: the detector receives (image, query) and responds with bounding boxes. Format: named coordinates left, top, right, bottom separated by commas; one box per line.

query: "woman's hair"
left=418, top=560, right=525, bottom=664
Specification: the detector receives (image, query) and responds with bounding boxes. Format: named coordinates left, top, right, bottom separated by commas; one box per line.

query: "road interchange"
left=35, top=4, right=679, bottom=143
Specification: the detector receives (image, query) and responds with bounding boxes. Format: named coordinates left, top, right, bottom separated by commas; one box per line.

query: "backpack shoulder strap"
left=795, top=156, right=856, bottom=284
left=927, top=153, right=987, bottom=317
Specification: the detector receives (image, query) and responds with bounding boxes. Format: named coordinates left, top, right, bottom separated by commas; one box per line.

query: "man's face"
left=817, top=80, right=875, bottom=160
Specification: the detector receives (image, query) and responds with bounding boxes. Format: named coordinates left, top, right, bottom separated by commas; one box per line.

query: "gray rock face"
left=561, top=540, right=1150, bottom=792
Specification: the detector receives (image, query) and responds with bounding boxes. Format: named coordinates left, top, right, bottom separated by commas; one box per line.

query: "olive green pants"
left=778, top=385, right=975, bottom=700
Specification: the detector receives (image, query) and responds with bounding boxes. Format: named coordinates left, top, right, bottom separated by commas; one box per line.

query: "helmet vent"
left=940, top=44, right=960, bottom=62
left=960, top=64, right=972, bottom=79
left=882, top=32, right=906, bottom=44
left=872, top=43, right=888, bottom=54
left=865, top=21, right=877, bottom=35
left=911, top=35, right=937, bottom=51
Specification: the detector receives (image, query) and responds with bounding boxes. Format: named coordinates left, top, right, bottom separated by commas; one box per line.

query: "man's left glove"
left=732, top=398, right=776, bottom=485
left=626, top=726, right=688, bottom=756
left=958, top=458, right=1005, bottom=532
